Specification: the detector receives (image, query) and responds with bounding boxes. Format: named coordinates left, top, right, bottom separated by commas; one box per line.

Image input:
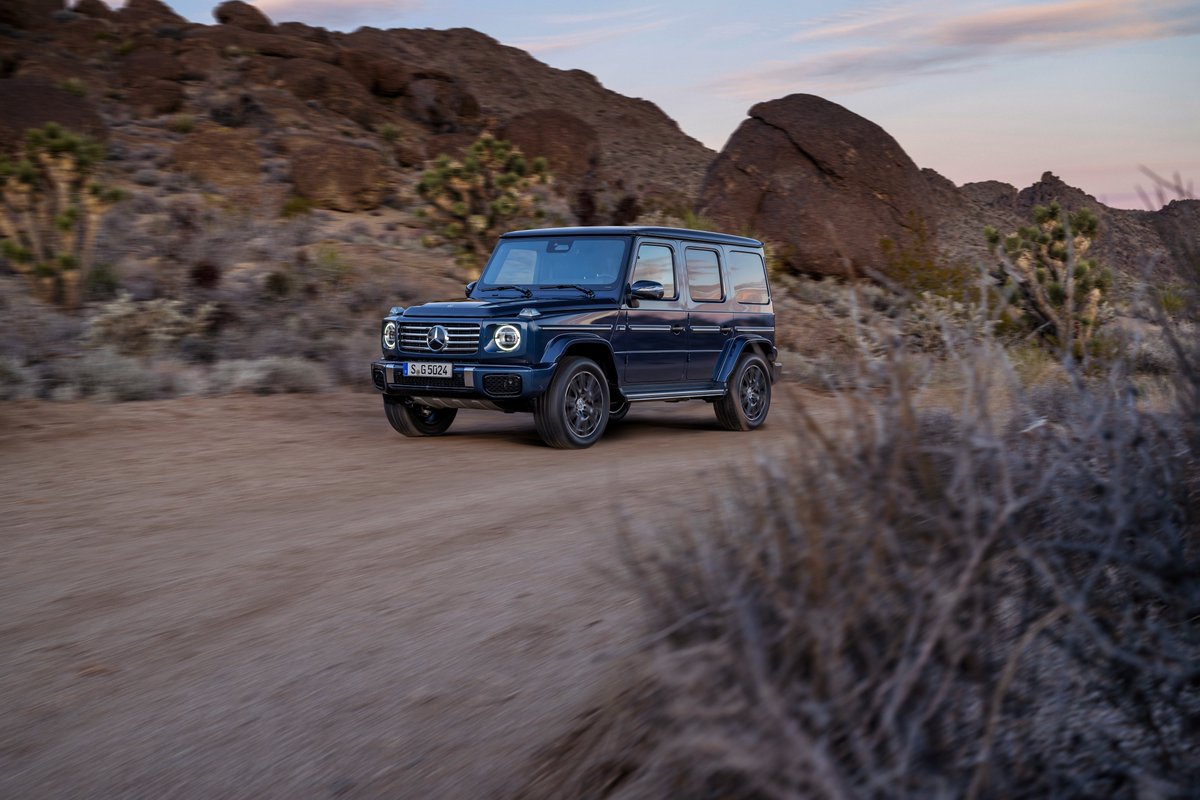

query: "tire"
left=384, top=397, right=457, bottom=437
left=714, top=353, right=771, bottom=431
left=534, top=357, right=610, bottom=449
left=608, top=398, right=631, bottom=423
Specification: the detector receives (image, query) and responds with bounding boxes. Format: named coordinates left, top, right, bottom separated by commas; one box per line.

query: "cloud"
left=543, top=6, right=661, bottom=26
left=251, top=0, right=423, bottom=28
left=508, top=13, right=674, bottom=54
left=713, top=0, right=1200, bottom=99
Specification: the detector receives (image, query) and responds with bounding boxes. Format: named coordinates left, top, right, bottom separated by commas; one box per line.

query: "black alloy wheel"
left=714, top=353, right=771, bottom=431
left=534, top=356, right=611, bottom=448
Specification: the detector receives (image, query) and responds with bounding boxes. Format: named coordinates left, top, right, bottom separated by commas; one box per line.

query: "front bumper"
left=371, top=359, right=557, bottom=404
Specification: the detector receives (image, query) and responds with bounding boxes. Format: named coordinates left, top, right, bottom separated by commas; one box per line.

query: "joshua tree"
left=986, top=201, right=1110, bottom=351
left=416, top=133, right=549, bottom=267
left=0, top=123, right=123, bottom=306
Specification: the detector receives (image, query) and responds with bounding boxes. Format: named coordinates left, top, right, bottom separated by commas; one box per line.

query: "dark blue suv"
left=371, top=226, right=779, bottom=448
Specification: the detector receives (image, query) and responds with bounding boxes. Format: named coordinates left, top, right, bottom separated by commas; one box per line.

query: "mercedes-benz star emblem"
left=427, top=325, right=449, bottom=351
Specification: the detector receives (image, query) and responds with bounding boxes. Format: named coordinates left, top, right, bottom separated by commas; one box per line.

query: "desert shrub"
left=167, top=114, right=194, bottom=134
left=416, top=133, right=550, bottom=268
left=524, top=294, right=1200, bottom=798
left=0, top=123, right=124, bottom=306
left=57, top=77, right=87, bottom=97
left=0, top=356, right=36, bottom=400
left=281, top=195, right=314, bottom=218
left=880, top=215, right=974, bottom=297
left=87, top=292, right=214, bottom=356
left=377, top=122, right=399, bottom=144
left=986, top=201, right=1110, bottom=353
left=206, top=357, right=327, bottom=395
left=188, top=259, right=221, bottom=290
left=74, top=348, right=173, bottom=401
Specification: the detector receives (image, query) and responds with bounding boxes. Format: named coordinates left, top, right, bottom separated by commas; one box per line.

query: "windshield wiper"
left=481, top=285, right=532, bottom=298
left=538, top=284, right=595, bottom=298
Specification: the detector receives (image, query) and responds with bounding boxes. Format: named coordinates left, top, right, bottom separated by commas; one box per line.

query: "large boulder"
left=698, top=94, right=936, bottom=278
left=0, top=0, right=63, bottom=29
left=213, top=0, right=273, bottom=33
left=500, top=109, right=599, bottom=184
left=72, top=0, right=115, bottom=21
left=115, top=0, right=186, bottom=27
left=0, top=79, right=108, bottom=152
left=406, top=76, right=479, bottom=132
left=338, top=48, right=411, bottom=97
left=173, top=126, right=261, bottom=187
left=118, top=49, right=187, bottom=84
left=290, top=140, right=385, bottom=211
left=126, top=79, right=184, bottom=116
left=272, top=58, right=380, bottom=127
left=184, top=26, right=337, bottom=62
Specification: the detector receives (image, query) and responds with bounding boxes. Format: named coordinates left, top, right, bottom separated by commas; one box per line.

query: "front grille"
left=391, top=372, right=466, bottom=389
left=483, top=373, right=522, bottom=397
left=399, top=322, right=480, bottom=354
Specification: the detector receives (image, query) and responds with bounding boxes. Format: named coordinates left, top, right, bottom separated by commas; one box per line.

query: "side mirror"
left=630, top=280, right=665, bottom=301
left=465, top=281, right=477, bottom=298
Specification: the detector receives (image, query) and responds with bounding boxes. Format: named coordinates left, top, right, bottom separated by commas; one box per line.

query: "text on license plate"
left=403, top=362, right=452, bottom=378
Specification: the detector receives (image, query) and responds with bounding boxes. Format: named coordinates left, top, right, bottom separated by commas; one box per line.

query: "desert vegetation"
left=0, top=123, right=124, bottom=307
left=416, top=133, right=552, bottom=268
left=987, top=201, right=1111, bottom=352
left=522, top=222, right=1200, bottom=797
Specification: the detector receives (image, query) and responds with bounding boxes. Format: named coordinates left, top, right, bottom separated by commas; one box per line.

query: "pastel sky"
left=156, top=0, right=1199, bottom=208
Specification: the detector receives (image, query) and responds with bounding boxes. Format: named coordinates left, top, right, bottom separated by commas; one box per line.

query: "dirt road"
left=0, top=391, right=799, bottom=799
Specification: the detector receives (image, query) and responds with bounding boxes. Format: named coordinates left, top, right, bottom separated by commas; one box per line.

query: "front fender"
left=715, top=336, right=777, bottom=384
left=538, top=333, right=615, bottom=366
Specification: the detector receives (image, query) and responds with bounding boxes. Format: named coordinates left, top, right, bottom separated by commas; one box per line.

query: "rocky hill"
left=700, top=94, right=1197, bottom=284
left=0, top=0, right=1197, bottom=404
left=0, top=0, right=713, bottom=221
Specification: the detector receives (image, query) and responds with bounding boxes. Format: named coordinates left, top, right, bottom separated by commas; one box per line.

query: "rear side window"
left=685, top=248, right=723, bottom=302
left=728, top=250, right=770, bottom=304
left=631, top=243, right=677, bottom=299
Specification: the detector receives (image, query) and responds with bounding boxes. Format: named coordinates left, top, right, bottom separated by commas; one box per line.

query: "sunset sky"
left=161, top=0, right=1200, bottom=208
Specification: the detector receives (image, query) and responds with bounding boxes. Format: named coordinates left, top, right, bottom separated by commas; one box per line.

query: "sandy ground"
left=0, top=390, right=807, bottom=799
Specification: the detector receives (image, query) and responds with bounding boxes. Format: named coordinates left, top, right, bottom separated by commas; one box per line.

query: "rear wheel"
left=534, top=357, right=610, bottom=449
left=714, top=353, right=771, bottom=431
left=384, top=398, right=458, bottom=437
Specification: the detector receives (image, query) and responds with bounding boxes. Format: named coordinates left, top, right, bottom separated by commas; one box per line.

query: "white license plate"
left=403, top=362, right=452, bottom=378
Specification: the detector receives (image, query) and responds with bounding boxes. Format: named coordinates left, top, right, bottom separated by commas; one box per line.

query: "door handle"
left=720, top=326, right=733, bottom=335
left=670, top=323, right=685, bottom=335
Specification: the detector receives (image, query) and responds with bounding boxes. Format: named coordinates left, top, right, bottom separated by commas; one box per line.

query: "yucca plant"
left=416, top=133, right=549, bottom=268
left=985, top=201, right=1110, bottom=354
left=0, top=123, right=124, bottom=306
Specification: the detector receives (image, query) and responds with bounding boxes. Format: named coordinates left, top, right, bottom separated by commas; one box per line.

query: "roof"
left=500, top=226, right=763, bottom=248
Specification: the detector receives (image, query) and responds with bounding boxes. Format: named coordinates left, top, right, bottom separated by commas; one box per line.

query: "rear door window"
left=685, top=247, right=724, bottom=302
left=728, top=250, right=770, bottom=304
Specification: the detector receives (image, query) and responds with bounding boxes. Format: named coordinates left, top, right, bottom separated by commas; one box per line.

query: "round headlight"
left=493, top=324, right=521, bottom=352
left=382, top=321, right=398, bottom=349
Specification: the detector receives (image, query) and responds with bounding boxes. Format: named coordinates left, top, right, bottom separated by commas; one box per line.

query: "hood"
left=401, top=296, right=617, bottom=319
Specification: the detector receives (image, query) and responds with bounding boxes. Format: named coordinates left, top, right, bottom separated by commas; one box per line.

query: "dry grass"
left=521, top=281, right=1200, bottom=799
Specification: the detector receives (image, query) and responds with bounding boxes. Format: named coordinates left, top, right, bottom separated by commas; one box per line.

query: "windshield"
left=476, top=237, right=630, bottom=294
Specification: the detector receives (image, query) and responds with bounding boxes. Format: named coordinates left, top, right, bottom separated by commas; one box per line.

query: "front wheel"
left=714, top=353, right=771, bottom=431
left=534, top=357, right=610, bottom=449
left=384, top=398, right=458, bottom=437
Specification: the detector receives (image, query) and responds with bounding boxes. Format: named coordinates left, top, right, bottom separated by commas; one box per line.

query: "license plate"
left=403, top=362, right=452, bottom=378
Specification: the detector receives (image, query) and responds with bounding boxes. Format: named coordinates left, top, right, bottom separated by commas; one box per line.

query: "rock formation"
left=699, top=94, right=937, bottom=279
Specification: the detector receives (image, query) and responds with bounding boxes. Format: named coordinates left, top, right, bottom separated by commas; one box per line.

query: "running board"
left=621, top=388, right=726, bottom=403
